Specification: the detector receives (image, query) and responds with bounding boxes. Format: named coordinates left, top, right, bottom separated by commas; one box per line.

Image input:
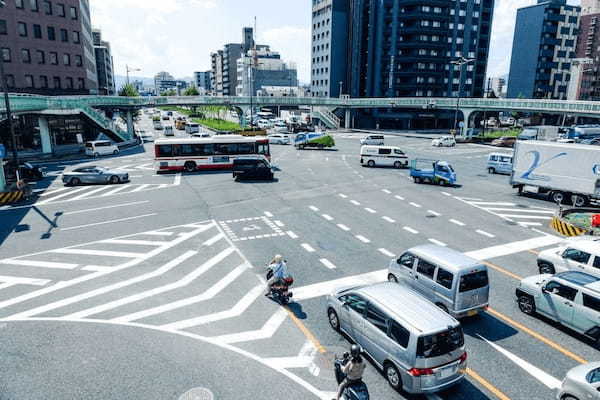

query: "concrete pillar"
left=126, top=110, right=134, bottom=140
left=38, top=116, right=52, bottom=154
left=461, top=109, right=475, bottom=133
left=238, top=106, right=249, bottom=128
left=345, top=109, right=351, bottom=130
left=0, top=156, right=6, bottom=191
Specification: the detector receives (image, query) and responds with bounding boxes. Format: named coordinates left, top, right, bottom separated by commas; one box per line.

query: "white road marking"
left=485, top=208, right=554, bottom=214
left=478, top=335, right=561, bottom=389
left=378, top=248, right=395, bottom=257
left=409, top=202, right=422, bottom=208
left=355, top=235, right=371, bottom=243
left=519, top=222, right=543, bottom=227
left=301, top=243, right=316, bottom=252
left=382, top=189, right=391, bottom=194
left=465, top=235, right=563, bottom=260
left=469, top=201, right=517, bottom=206
left=37, top=186, right=89, bottom=204
left=364, top=207, right=376, bottom=213
left=403, top=226, right=419, bottom=234
left=63, top=201, right=149, bottom=215
left=394, top=195, right=405, bottom=200
left=476, top=229, right=496, bottom=238
left=322, top=214, right=334, bottom=221
left=350, top=200, right=360, bottom=206
left=143, top=231, right=175, bottom=236
left=274, top=220, right=285, bottom=227
left=287, top=231, right=299, bottom=239
left=294, top=270, right=388, bottom=301
left=428, top=239, right=447, bottom=247
left=264, top=211, right=274, bottom=217
left=68, top=186, right=113, bottom=201
left=497, top=214, right=552, bottom=220
left=338, top=193, right=348, bottom=198
left=201, top=233, right=225, bottom=247
left=309, top=206, right=319, bottom=212
left=60, top=213, right=157, bottom=231
left=0, top=275, right=50, bottom=286
left=449, top=219, right=466, bottom=226
left=131, top=184, right=152, bottom=193
left=39, top=187, right=69, bottom=197
left=441, top=192, right=452, bottom=197
left=51, top=249, right=145, bottom=258
left=0, top=259, right=79, bottom=270
left=382, top=216, right=395, bottom=223
left=101, top=184, right=133, bottom=197
left=427, top=210, right=441, bottom=217
left=173, top=173, right=181, bottom=186
left=211, top=308, right=288, bottom=344
left=337, top=224, right=350, bottom=231
left=319, top=258, right=337, bottom=269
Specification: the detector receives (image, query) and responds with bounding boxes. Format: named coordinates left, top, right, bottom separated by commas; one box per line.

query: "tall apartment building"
left=236, top=46, right=298, bottom=96
left=507, top=0, right=580, bottom=99
left=0, top=0, right=98, bottom=94
left=570, top=13, right=600, bottom=100
left=210, top=28, right=255, bottom=96
left=582, top=0, right=600, bottom=16
left=194, top=70, right=212, bottom=94
left=92, top=28, right=115, bottom=95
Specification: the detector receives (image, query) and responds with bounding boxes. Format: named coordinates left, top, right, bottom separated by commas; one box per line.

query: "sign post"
left=0, top=144, right=6, bottom=191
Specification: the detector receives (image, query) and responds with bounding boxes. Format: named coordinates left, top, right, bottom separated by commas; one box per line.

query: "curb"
left=550, top=208, right=591, bottom=237
left=0, top=191, right=23, bottom=205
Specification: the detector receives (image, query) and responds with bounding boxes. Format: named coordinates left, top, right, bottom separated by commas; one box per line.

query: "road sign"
left=0, top=144, right=5, bottom=159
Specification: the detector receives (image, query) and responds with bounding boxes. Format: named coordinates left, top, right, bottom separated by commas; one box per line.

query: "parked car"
left=516, top=271, right=600, bottom=344
left=360, top=135, right=385, bottom=146
left=557, top=362, right=600, bottom=400
left=486, top=152, right=513, bottom=175
left=360, top=145, right=408, bottom=168
left=164, top=126, right=175, bottom=136
left=431, top=136, right=456, bottom=147
left=326, top=282, right=467, bottom=394
left=232, top=157, right=274, bottom=181
left=537, top=237, right=600, bottom=276
left=267, top=134, right=291, bottom=145
left=62, top=166, right=129, bottom=186
left=85, top=140, right=119, bottom=157
left=491, top=136, right=516, bottom=147
left=3, top=161, right=46, bottom=182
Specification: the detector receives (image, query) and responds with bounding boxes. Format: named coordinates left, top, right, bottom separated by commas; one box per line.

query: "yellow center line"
left=284, top=306, right=327, bottom=354
left=527, top=249, right=540, bottom=256
left=486, top=307, right=587, bottom=364
left=466, top=368, right=511, bottom=400
left=482, top=261, right=523, bottom=281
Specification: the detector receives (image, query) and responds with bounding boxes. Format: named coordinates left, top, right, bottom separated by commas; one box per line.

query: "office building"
left=582, top=0, right=600, bottom=15
left=507, top=0, right=580, bottom=99
left=194, top=70, right=212, bottom=94
left=154, top=71, right=189, bottom=95
left=210, top=28, right=255, bottom=96
left=571, top=13, right=600, bottom=100
left=92, top=28, right=115, bottom=95
left=489, top=77, right=507, bottom=97
left=236, top=46, right=298, bottom=96
left=0, top=0, right=98, bottom=95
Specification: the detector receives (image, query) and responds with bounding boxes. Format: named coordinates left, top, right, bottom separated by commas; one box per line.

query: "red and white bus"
left=154, top=135, right=271, bottom=172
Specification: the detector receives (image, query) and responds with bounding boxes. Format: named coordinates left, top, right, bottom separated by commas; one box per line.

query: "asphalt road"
left=0, top=113, right=592, bottom=400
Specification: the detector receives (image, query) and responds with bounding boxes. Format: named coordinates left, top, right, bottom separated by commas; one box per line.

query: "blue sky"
left=90, top=0, right=580, bottom=85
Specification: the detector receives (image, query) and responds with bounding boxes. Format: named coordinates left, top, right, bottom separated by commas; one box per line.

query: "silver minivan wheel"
left=385, top=362, right=401, bottom=390
left=328, top=308, right=340, bottom=332
left=367, top=160, right=375, bottom=167
left=518, top=295, right=535, bottom=315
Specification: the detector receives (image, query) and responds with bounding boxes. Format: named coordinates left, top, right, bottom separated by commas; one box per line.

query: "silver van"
left=360, top=134, right=385, bottom=146
left=388, top=245, right=489, bottom=318
left=486, top=152, right=513, bottom=175
left=327, top=282, right=467, bottom=394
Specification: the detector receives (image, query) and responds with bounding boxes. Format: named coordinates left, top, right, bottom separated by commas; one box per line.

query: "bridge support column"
left=461, top=108, right=475, bottom=134
left=38, top=116, right=52, bottom=154
left=237, top=106, right=249, bottom=128
left=345, top=109, right=351, bottom=129
left=126, top=111, right=134, bottom=141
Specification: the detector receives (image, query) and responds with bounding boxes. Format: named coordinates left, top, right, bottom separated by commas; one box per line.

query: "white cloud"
left=259, top=26, right=311, bottom=84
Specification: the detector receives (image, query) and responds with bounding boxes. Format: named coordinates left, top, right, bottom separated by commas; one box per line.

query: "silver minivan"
left=486, top=152, right=513, bottom=175
left=388, top=245, right=490, bottom=318
left=327, top=282, right=467, bottom=394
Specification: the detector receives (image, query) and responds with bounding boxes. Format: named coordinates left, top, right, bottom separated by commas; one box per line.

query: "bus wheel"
left=184, top=162, right=197, bottom=172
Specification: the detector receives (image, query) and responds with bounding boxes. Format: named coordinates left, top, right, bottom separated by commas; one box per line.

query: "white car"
left=257, top=119, right=273, bottom=129
left=431, top=136, right=456, bottom=147
left=537, top=237, right=600, bottom=276
left=267, top=134, right=291, bottom=145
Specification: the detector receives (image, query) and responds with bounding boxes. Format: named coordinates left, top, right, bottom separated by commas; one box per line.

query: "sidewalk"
left=343, top=128, right=449, bottom=140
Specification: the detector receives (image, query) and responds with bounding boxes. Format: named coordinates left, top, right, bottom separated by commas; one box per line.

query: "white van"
left=164, top=126, right=174, bottom=136
left=360, top=145, right=408, bottom=168
left=486, top=152, right=513, bottom=175
left=185, top=123, right=200, bottom=134
left=360, top=134, right=384, bottom=145
left=537, top=237, right=600, bottom=276
left=85, top=140, right=119, bottom=157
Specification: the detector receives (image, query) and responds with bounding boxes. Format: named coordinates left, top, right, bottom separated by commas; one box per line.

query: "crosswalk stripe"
left=0, top=259, right=79, bottom=270
left=131, top=184, right=152, bottom=193
left=100, top=239, right=168, bottom=246
left=470, top=202, right=516, bottom=206
left=68, top=186, right=112, bottom=201
left=0, top=275, right=51, bottom=286
left=497, top=214, right=552, bottom=220
left=50, top=249, right=146, bottom=258
left=37, top=186, right=88, bottom=204
left=485, top=208, right=554, bottom=214
left=101, top=185, right=133, bottom=196
left=39, top=187, right=70, bottom=197
left=211, top=308, right=288, bottom=344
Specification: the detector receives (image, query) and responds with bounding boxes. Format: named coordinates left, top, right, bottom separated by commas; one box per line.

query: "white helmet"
left=273, top=254, right=283, bottom=263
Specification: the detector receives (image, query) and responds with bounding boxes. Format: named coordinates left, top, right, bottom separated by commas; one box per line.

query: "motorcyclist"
left=336, top=344, right=366, bottom=400
left=265, top=254, right=288, bottom=296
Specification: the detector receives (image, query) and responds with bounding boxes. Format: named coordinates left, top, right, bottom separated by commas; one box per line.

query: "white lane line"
left=449, top=219, right=466, bottom=226
left=287, top=231, right=299, bottom=239
left=378, top=248, right=395, bottom=257
left=63, top=201, right=149, bottom=215
left=274, top=220, right=285, bottom=227
left=497, top=214, right=552, bottom=220
left=364, top=207, right=376, bottom=214
left=101, top=239, right=167, bottom=246
left=465, top=235, right=563, bottom=260
left=485, top=208, right=555, bottom=214
left=172, top=173, right=182, bottom=186
left=382, top=216, right=395, bottom=223
left=427, top=210, right=441, bottom=217
left=382, top=189, right=391, bottom=194
left=394, top=195, right=405, bottom=200
left=202, top=233, right=225, bottom=247
left=0, top=259, right=78, bottom=270
left=409, top=202, right=422, bottom=208
left=101, top=184, right=133, bottom=197
left=70, top=251, right=240, bottom=320
left=37, top=186, right=89, bottom=204
left=157, top=283, right=262, bottom=329
left=0, top=275, right=50, bottom=286
left=60, top=213, right=157, bottom=231
left=211, top=308, right=288, bottom=344
left=458, top=197, right=483, bottom=201
left=39, top=187, right=70, bottom=197
left=68, top=186, right=112, bottom=201
left=338, top=193, right=348, bottom=198
left=309, top=206, right=319, bottom=212
left=264, top=211, right=274, bottom=217
left=294, top=270, right=388, bottom=301
left=350, top=200, right=361, bottom=206
left=355, top=235, right=371, bottom=243
left=469, top=201, right=516, bottom=206
left=476, top=229, right=496, bottom=238
left=143, top=231, right=175, bottom=236
left=131, top=184, right=151, bottom=193
left=322, top=214, right=334, bottom=221
left=319, top=258, right=337, bottom=270
left=403, top=226, right=419, bottom=234
left=441, top=192, right=452, bottom=197
left=428, top=238, right=447, bottom=247
left=337, top=224, right=351, bottom=231
left=51, top=249, right=145, bottom=258
left=301, top=243, right=316, bottom=252
left=519, top=222, right=543, bottom=227
left=6, top=249, right=201, bottom=319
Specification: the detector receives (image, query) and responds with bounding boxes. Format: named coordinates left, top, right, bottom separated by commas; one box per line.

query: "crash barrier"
left=550, top=207, right=598, bottom=237
left=0, top=191, right=23, bottom=205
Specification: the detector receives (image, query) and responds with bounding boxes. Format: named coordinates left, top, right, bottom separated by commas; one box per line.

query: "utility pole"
left=126, top=65, right=140, bottom=86
left=482, top=77, right=491, bottom=137
left=450, top=57, right=475, bottom=136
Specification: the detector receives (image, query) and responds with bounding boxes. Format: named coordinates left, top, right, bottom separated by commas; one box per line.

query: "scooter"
left=265, top=262, right=293, bottom=305
left=334, top=353, right=370, bottom=400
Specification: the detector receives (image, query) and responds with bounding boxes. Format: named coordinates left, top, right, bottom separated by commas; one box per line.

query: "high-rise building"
left=572, top=13, right=600, bottom=100
left=582, top=0, right=600, bottom=16
left=92, top=28, right=115, bottom=95
left=194, top=70, right=212, bottom=94
left=507, top=0, right=580, bottom=99
left=236, top=46, right=298, bottom=96
left=0, top=0, right=98, bottom=95
left=210, top=27, right=255, bottom=96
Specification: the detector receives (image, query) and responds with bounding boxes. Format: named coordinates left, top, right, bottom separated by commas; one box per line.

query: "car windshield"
left=459, top=270, right=489, bottom=292
left=417, top=326, right=464, bottom=358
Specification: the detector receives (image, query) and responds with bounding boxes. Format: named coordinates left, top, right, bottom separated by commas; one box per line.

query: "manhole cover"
left=178, top=387, right=214, bottom=400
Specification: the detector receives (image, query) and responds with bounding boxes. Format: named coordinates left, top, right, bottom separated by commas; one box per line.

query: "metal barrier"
left=0, top=191, right=23, bottom=205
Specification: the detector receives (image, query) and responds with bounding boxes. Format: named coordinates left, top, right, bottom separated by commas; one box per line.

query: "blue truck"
left=409, top=159, right=457, bottom=186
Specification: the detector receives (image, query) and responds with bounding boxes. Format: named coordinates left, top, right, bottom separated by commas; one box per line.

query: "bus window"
left=257, top=142, right=270, bottom=156
left=214, top=143, right=238, bottom=155
left=157, top=145, right=173, bottom=157
left=238, top=143, right=254, bottom=154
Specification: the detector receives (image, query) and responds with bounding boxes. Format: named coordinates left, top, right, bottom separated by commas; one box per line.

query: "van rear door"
left=455, top=268, right=489, bottom=314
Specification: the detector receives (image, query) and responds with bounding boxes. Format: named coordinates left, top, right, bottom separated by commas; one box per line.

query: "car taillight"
left=408, top=367, right=434, bottom=377
left=459, top=352, right=467, bottom=363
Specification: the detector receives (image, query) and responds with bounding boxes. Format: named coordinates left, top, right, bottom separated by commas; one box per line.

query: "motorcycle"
left=265, top=262, right=293, bottom=305
left=334, top=353, right=370, bottom=400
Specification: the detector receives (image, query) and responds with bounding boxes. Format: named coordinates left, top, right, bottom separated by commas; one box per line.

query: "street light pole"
left=450, top=57, right=475, bottom=136
left=126, top=65, right=140, bottom=86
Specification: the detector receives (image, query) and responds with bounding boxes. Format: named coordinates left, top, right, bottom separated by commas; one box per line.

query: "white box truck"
left=517, top=125, right=559, bottom=141
left=511, top=140, right=600, bottom=207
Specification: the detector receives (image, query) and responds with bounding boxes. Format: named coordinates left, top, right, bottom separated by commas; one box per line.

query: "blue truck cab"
left=410, top=159, right=456, bottom=185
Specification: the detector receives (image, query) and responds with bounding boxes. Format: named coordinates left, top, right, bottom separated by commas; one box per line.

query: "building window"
left=60, top=28, right=68, bottom=42
left=69, top=6, right=77, bottom=19
left=49, top=51, right=57, bottom=64
left=53, top=76, right=61, bottom=89
left=43, top=0, right=51, bottom=14
left=33, top=24, right=42, bottom=38
left=5, top=75, right=15, bottom=88
left=72, top=31, right=80, bottom=43
left=63, top=53, right=70, bottom=65
left=15, top=0, right=24, bottom=9
left=47, top=26, right=55, bottom=40
left=65, top=77, right=73, bottom=89
left=36, top=49, right=45, bottom=64
left=75, top=54, right=82, bottom=67
left=77, top=77, right=85, bottom=89
left=1, top=48, right=11, bottom=62
left=0, top=20, right=6, bottom=35
left=25, top=74, right=34, bottom=88
left=57, top=2, right=65, bottom=16
left=39, top=75, right=48, bottom=88
left=21, top=48, right=31, bottom=63
left=29, top=0, right=38, bottom=11
left=18, top=22, right=27, bottom=37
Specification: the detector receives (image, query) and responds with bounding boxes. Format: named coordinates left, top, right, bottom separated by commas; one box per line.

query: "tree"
left=118, top=83, right=139, bottom=97
left=161, top=89, right=176, bottom=96
left=183, top=86, right=199, bottom=96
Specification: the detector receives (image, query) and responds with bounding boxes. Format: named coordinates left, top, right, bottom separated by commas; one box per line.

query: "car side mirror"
left=541, top=286, right=548, bottom=294
left=342, top=300, right=350, bottom=308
